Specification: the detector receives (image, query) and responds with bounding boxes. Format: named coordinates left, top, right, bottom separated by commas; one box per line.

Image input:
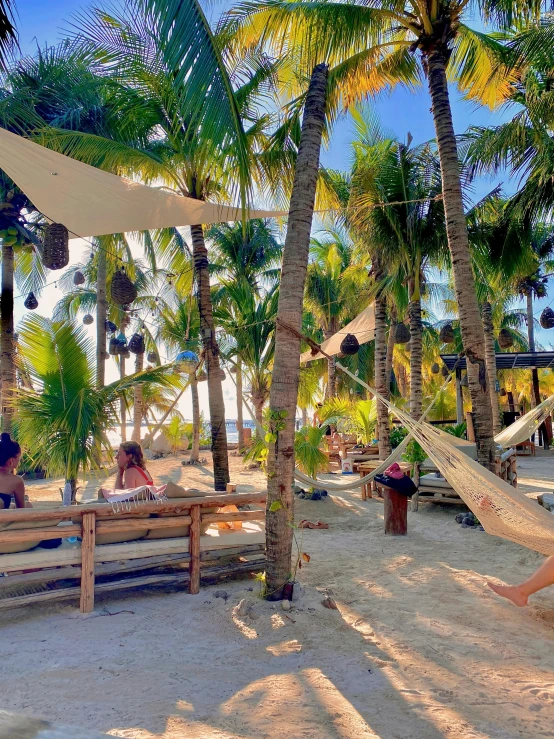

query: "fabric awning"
left=0, top=128, right=286, bottom=238
left=301, top=304, right=375, bottom=363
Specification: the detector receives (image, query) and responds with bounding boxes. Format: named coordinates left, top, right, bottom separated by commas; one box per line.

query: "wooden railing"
left=0, top=492, right=267, bottom=614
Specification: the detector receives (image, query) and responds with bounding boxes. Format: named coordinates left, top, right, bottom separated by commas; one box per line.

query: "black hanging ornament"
left=439, top=323, right=454, bottom=343
left=498, top=328, right=514, bottom=349
left=105, top=320, right=117, bottom=334
left=540, top=307, right=554, bottom=330
left=394, top=323, right=411, bottom=344
left=431, top=362, right=440, bottom=374
left=340, top=333, right=360, bottom=356
left=110, top=267, right=137, bottom=305
left=83, top=314, right=94, bottom=325
left=42, top=223, right=69, bottom=270
left=129, top=333, right=145, bottom=355
left=109, top=337, right=122, bottom=356
left=147, top=351, right=159, bottom=364
left=24, top=291, right=38, bottom=310
left=441, top=366, right=449, bottom=377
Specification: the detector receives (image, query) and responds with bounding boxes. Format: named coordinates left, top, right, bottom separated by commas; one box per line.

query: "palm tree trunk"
left=527, top=293, right=547, bottom=447
left=385, top=319, right=395, bottom=393
left=374, top=269, right=391, bottom=457
left=119, top=354, right=127, bottom=443
left=0, top=242, right=14, bottom=433
left=325, top=317, right=337, bottom=398
left=132, top=351, right=144, bottom=442
left=426, top=48, right=495, bottom=469
left=301, top=407, right=308, bottom=427
left=96, top=243, right=107, bottom=388
left=265, top=62, right=328, bottom=599
left=190, top=375, right=200, bottom=463
left=397, top=361, right=408, bottom=399
left=143, top=386, right=187, bottom=449
left=482, top=302, right=501, bottom=434
left=236, top=359, right=245, bottom=451
left=190, top=223, right=230, bottom=490
left=408, top=277, right=423, bottom=421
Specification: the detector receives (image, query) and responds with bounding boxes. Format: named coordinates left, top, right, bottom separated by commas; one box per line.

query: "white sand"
left=3, top=451, right=554, bottom=738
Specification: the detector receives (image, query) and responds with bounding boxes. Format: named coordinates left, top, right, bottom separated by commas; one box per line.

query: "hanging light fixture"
left=394, top=323, right=411, bottom=344
left=73, top=270, right=85, bottom=286
left=42, top=223, right=69, bottom=270
left=175, top=350, right=199, bottom=373
left=439, top=323, right=454, bottom=343
left=105, top=320, right=117, bottom=333
left=110, top=267, right=137, bottom=306
left=83, top=314, right=94, bottom=325
left=24, top=291, right=38, bottom=310
left=129, top=333, right=145, bottom=354
left=340, top=333, right=360, bottom=356
left=431, top=362, right=440, bottom=374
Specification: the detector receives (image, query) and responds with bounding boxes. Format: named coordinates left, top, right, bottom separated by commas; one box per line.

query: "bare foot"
left=487, top=581, right=529, bottom=607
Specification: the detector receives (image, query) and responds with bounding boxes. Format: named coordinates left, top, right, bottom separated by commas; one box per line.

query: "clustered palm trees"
left=0, top=0, right=554, bottom=596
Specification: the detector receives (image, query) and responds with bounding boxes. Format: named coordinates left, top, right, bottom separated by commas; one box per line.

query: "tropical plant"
left=14, top=314, right=170, bottom=500
left=319, top=396, right=377, bottom=445
left=164, top=415, right=190, bottom=456
left=294, top=425, right=329, bottom=480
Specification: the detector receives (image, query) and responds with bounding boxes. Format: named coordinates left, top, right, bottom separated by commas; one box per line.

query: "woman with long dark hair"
left=0, top=432, right=30, bottom=509
left=115, top=441, right=154, bottom=490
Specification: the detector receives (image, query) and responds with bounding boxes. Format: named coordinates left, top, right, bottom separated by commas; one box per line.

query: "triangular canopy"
left=0, top=128, right=285, bottom=238
left=301, top=304, right=375, bottom=363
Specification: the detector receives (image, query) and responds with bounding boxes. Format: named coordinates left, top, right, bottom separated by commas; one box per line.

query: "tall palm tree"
left=0, top=0, right=17, bottom=69
left=304, top=227, right=368, bottom=398
left=225, top=0, right=545, bottom=468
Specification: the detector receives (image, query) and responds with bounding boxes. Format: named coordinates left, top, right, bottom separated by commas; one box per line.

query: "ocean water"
left=107, top=422, right=240, bottom=446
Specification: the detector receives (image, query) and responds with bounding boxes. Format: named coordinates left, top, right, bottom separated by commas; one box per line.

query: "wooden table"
left=358, top=461, right=413, bottom=500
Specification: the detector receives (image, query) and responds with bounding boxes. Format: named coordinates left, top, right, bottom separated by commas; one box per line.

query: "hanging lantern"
left=461, top=374, right=469, bottom=387
left=175, top=350, right=199, bottom=373
left=83, top=314, right=94, bottom=325
left=121, top=347, right=131, bottom=359
left=340, top=333, right=360, bottom=356
left=109, top=337, right=122, bottom=356
left=24, top=291, right=38, bottom=310
left=42, top=223, right=69, bottom=270
left=147, top=351, right=159, bottom=364
left=540, top=307, right=554, bottom=330
left=498, top=328, right=514, bottom=349
left=441, top=366, right=449, bottom=377
left=439, top=323, right=454, bottom=343
left=73, top=270, right=85, bottom=286
left=105, top=320, right=117, bottom=334
left=394, top=323, right=411, bottom=344
left=110, top=267, right=137, bottom=305
left=431, top=362, right=440, bottom=374
left=500, top=388, right=507, bottom=397
left=129, top=333, right=145, bottom=354
left=197, top=370, right=208, bottom=382
left=536, top=283, right=547, bottom=299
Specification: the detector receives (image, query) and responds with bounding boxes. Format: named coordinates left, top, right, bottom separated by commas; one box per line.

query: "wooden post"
left=189, top=505, right=201, bottom=594
left=226, top=483, right=237, bottom=493
left=455, top=368, right=464, bottom=425
left=381, top=486, right=408, bottom=535
left=80, top=511, right=96, bottom=613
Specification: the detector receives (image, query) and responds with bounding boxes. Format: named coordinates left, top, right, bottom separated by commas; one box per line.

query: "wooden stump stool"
left=380, top=485, right=408, bottom=536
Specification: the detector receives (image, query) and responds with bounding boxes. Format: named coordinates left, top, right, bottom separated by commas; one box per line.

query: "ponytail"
left=0, top=433, right=20, bottom=466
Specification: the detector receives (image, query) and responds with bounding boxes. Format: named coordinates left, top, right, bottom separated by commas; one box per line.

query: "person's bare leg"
left=487, top=556, right=554, bottom=606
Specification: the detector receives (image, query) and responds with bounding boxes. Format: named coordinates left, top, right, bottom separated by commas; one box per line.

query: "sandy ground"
left=2, top=451, right=554, bottom=738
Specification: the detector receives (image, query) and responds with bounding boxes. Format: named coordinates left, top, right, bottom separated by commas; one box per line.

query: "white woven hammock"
left=494, top=392, right=554, bottom=448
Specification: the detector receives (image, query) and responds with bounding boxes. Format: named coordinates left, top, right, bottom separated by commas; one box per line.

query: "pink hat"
left=384, top=462, right=405, bottom=480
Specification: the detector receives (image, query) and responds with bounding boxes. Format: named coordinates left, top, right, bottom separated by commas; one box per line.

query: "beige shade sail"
left=300, top=304, right=375, bottom=363
left=0, top=128, right=286, bottom=238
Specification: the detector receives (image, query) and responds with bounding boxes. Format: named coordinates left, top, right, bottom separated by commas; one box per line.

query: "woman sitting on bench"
left=115, top=441, right=154, bottom=490
left=0, top=433, right=31, bottom=509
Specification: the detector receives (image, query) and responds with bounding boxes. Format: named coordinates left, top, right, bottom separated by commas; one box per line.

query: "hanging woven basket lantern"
left=431, top=362, right=440, bottom=374
left=500, top=387, right=507, bottom=396
left=83, top=314, right=94, bottom=325
left=439, top=323, right=454, bottom=344
left=110, top=267, right=137, bottom=305
left=175, top=350, right=199, bottom=374
left=498, top=328, right=514, bottom=349
left=441, top=366, right=449, bottom=377
left=24, top=291, right=38, bottom=310
left=340, top=333, right=360, bottom=356
left=197, top=370, right=208, bottom=382
left=147, top=351, right=159, bottom=364
left=540, top=307, right=554, bottom=329
left=42, top=223, right=69, bottom=270
left=129, top=333, right=145, bottom=355
left=121, top=348, right=131, bottom=359
left=105, top=320, right=117, bottom=334
left=394, top=323, right=411, bottom=344
left=73, top=270, right=85, bottom=286
left=109, top=337, right=122, bottom=356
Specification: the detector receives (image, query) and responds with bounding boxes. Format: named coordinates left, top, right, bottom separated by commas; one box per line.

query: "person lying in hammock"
left=115, top=441, right=154, bottom=490
left=487, top=560, right=554, bottom=607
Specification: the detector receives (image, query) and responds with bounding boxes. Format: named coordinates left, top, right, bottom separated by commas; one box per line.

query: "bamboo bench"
left=0, top=492, right=266, bottom=614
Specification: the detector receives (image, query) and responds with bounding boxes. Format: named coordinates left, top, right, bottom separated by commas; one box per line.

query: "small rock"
left=213, top=590, right=228, bottom=600
left=291, top=584, right=304, bottom=602
left=281, top=599, right=291, bottom=611
left=235, top=598, right=251, bottom=617
left=321, top=596, right=338, bottom=610
left=247, top=606, right=260, bottom=620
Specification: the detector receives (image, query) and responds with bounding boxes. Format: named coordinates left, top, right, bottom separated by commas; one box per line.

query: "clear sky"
left=10, top=0, right=554, bottom=424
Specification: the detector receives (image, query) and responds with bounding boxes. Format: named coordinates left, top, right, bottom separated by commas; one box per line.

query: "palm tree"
left=0, top=1, right=17, bottom=69
left=15, top=314, right=170, bottom=500
left=224, top=0, right=545, bottom=468
left=264, top=62, right=328, bottom=598
left=348, top=123, right=447, bottom=421
left=305, top=227, right=368, bottom=398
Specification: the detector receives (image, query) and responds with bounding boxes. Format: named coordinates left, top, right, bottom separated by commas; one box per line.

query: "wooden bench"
left=516, top=439, right=536, bottom=456
left=0, top=492, right=266, bottom=614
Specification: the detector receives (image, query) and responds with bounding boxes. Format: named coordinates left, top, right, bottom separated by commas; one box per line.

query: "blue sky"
left=12, top=0, right=554, bottom=413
